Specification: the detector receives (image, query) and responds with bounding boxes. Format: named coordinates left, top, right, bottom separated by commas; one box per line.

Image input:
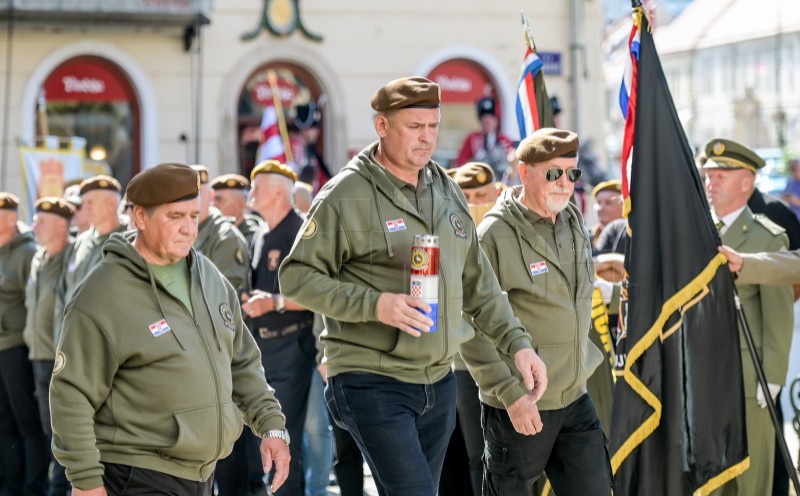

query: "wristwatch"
left=266, top=428, right=290, bottom=446
left=275, top=294, right=286, bottom=314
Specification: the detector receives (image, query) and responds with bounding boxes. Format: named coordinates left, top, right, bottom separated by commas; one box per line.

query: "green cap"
left=703, top=139, right=764, bottom=173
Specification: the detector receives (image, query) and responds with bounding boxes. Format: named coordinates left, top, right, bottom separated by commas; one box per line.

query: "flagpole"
left=734, top=292, right=800, bottom=492
left=266, top=69, right=294, bottom=164
left=520, top=11, right=536, bottom=52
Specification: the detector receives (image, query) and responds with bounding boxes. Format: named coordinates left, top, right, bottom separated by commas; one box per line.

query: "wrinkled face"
left=594, top=190, right=623, bottom=225
left=81, top=190, right=118, bottom=227
left=705, top=168, right=753, bottom=214
left=32, top=212, right=69, bottom=246
left=212, top=189, right=246, bottom=218
left=0, top=210, right=17, bottom=242
left=520, top=156, right=578, bottom=215
left=134, top=198, right=200, bottom=264
left=375, top=108, right=440, bottom=171
left=462, top=183, right=497, bottom=206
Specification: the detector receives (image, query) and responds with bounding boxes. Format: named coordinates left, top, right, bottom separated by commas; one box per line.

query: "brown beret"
left=190, top=165, right=209, bottom=184
left=34, top=197, right=76, bottom=220
left=250, top=160, right=297, bottom=183
left=591, top=179, right=622, bottom=198
left=516, top=128, right=579, bottom=165
left=450, top=162, right=495, bottom=190
left=126, top=163, right=200, bottom=208
left=371, top=77, right=441, bottom=112
left=79, top=175, right=121, bottom=196
left=0, top=192, right=19, bottom=210
left=210, top=174, right=249, bottom=190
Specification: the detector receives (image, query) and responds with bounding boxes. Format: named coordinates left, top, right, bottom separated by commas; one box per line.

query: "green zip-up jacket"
left=0, top=223, right=36, bottom=351
left=51, top=232, right=285, bottom=491
left=279, top=142, right=532, bottom=386
left=460, top=186, right=603, bottom=411
left=63, top=224, right=127, bottom=303
left=195, top=209, right=249, bottom=289
left=23, top=241, right=72, bottom=360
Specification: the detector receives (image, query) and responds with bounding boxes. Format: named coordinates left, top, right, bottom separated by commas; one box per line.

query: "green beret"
left=190, top=165, right=209, bottom=184
left=79, top=175, right=121, bottom=195
left=517, top=128, right=579, bottom=165
left=0, top=192, right=19, bottom=210
left=703, top=139, right=764, bottom=173
left=126, top=163, right=200, bottom=208
left=210, top=174, right=250, bottom=191
left=450, top=162, right=495, bottom=190
left=250, top=160, right=297, bottom=183
left=34, top=197, right=76, bottom=220
left=371, top=77, right=441, bottom=112
left=592, top=179, right=622, bottom=198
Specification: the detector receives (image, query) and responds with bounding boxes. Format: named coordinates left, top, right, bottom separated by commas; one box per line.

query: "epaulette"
left=753, top=213, right=787, bottom=236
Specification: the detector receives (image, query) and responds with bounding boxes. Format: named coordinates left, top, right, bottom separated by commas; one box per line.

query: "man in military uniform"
left=191, top=165, right=250, bottom=290
left=721, top=246, right=800, bottom=285
left=591, top=179, right=628, bottom=256
left=455, top=97, right=515, bottom=182
left=63, top=175, right=127, bottom=303
left=704, top=138, right=794, bottom=495
left=64, top=184, right=90, bottom=236
left=0, top=192, right=49, bottom=495
left=280, top=77, right=546, bottom=496
left=50, top=163, right=291, bottom=496
left=23, top=197, right=75, bottom=495
left=210, top=173, right=265, bottom=247
left=241, top=160, right=315, bottom=496
left=460, top=128, right=612, bottom=496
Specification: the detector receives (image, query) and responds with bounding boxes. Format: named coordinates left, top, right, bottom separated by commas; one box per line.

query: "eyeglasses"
left=545, top=167, right=582, bottom=183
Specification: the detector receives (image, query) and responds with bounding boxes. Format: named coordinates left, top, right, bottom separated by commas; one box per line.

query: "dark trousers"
left=326, top=371, right=457, bottom=496
left=103, top=463, right=213, bottom=495
left=31, top=360, right=70, bottom=496
left=330, top=416, right=364, bottom=496
left=455, top=369, right=483, bottom=496
left=0, top=345, right=49, bottom=496
left=256, top=329, right=316, bottom=496
left=213, top=429, right=264, bottom=495
left=482, top=394, right=613, bottom=496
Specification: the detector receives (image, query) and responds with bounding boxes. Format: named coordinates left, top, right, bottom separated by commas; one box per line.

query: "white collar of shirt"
left=716, top=205, right=746, bottom=236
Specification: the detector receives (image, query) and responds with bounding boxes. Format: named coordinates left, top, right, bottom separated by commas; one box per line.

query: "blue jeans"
left=325, top=372, right=456, bottom=496
left=303, top=370, right=333, bottom=496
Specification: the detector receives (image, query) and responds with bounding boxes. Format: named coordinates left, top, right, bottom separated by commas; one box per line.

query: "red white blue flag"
left=256, top=104, right=287, bottom=164
left=619, top=17, right=641, bottom=211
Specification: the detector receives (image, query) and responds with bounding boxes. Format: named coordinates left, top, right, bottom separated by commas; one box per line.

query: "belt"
left=258, top=318, right=314, bottom=340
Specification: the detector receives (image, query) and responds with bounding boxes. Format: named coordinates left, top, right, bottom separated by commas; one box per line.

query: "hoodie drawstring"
left=369, top=174, right=394, bottom=258
left=145, top=266, right=186, bottom=351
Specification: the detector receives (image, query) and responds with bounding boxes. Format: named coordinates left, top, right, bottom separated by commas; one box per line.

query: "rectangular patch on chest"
left=386, top=219, right=407, bottom=232
left=529, top=261, right=549, bottom=276
left=148, top=319, right=172, bottom=337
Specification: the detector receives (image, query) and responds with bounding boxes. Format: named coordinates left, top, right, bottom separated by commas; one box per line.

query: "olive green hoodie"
left=0, top=223, right=36, bottom=351
left=195, top=209, right=249, bottom=289
left=279, top=142, right=532, bottom=385
left=51, top=232, right=284, bottom=490
left=460, top=186, right=603, bottom=411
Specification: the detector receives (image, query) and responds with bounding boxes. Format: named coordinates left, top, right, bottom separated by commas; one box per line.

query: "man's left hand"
left=261, top=437, right=291, bottom=492
left=242, top=290, right=274, bottom=318
left=513, top=348, right=547, bottom=403
left=718, top=246, right=743, bottom=273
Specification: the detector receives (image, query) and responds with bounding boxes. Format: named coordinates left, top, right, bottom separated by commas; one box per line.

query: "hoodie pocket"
left=536, top=342, right=576, bottom=402
left=160, top=400, right=243, bottom=462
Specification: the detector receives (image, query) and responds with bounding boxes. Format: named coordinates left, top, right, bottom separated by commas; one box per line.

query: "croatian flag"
left=256, top=104, right=286, bottom=164
left=619, top=19, right=641, bottom=208
left=516, top=48, right=545, bottom=140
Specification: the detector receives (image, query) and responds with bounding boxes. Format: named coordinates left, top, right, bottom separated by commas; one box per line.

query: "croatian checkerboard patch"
left=529, top=261, right=549, bottom=276
left=148, top=319, right=172, bottom=337
left=385, top=219, right=407, bottom=232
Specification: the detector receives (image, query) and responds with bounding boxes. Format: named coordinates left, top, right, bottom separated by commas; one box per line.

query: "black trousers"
left=482, top=394, right=613, bottom=496
left=31, top=360, right=70, bottom=496
left=0, top=345, right=49, bottom=496
left=103, top=463, right=213, bottom=496
left=330, top=416, right=364, bottom=496
left=212, top=429, right=264, bottom=495
left=455, top=369, right=483, bottom=496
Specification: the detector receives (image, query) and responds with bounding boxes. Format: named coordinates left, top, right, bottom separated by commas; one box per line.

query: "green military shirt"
left=23, top=243, right=72, bottom=360
left=0, top=223, right=37, bottom=351
left=194, top=210, right=249, bottom=289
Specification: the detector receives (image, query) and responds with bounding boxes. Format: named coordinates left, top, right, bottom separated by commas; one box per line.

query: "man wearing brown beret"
left=191, top=165, right=250, bottom=290
left=280, top=76, right=547, bottom=495
left=210, top=173, right=265, bottom=247
left=0, top=192, right=50, bottom=495
left=50, top=163, right=290, bottom=496
left=24, top=197, right=75, bottom=494
left=460, top=128, right=613, bottom=495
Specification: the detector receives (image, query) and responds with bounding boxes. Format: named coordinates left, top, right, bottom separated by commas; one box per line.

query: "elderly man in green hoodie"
left=460, top=128, right=613, bottom=496
left=279, top=77, right=547, bottom=496
left=51, top=163, right=289, bottom=496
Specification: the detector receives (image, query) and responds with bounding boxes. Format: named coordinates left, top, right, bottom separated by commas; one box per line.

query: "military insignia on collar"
left=450, top=213, right=466, bottom=239
left=220, top=303, right=235, bottom=331
left=53, top=352, right=66, bottom=375
left=302, top=218, right=317, bottom=239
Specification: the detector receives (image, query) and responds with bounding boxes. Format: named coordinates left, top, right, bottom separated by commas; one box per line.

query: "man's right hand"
left=506, top=394, right=543, bottom=436
left=375, top=293, right=433, bottom=337
left=718, top=246, right=743, bottom=273
left=72, top=488, right=108, bottom=496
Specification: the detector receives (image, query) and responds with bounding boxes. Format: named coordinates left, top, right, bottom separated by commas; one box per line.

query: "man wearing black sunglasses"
left=461, top=128, right=613, bottom=495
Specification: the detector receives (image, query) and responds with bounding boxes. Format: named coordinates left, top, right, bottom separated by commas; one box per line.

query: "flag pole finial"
left=520, top=10, right=536, bottom=52
left=631, top=0, right=643, bottom=7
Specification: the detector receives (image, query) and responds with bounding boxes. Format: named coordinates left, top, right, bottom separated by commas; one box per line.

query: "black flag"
left=609, top=7, right=749, bottom=495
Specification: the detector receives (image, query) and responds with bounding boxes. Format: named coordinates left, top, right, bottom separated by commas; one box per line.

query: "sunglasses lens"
left=545, top=168, right=564, bottom=182
left=567, top=169, right=582, bottom=182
